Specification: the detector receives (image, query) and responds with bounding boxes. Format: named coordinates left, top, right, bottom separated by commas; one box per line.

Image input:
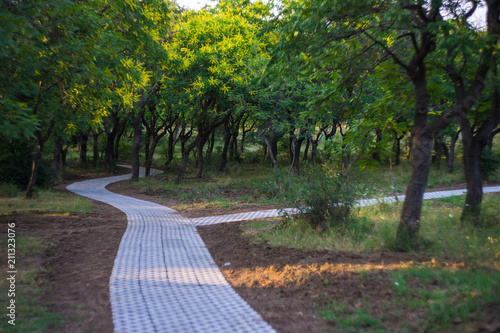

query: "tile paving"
left=67, top=168, right=500, bottom=332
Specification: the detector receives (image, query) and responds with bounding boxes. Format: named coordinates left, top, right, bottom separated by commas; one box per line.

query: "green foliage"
left=0, top=138, right=53, bottom=188
left=480, top=148, right=500, bottom=180
left=282, top=166, right=355, bottom=231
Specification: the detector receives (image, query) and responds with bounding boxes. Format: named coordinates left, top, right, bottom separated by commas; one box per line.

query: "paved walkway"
left=67, top=169, right=500, bottom=332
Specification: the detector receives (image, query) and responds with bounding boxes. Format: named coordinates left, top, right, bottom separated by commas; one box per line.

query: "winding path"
left=67, top=168, right=500, bottom=332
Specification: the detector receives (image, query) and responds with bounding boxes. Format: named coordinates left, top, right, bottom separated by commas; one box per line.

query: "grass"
left=318, top=300, right=385, bottom=332
left=0, top=185, right=93, bottom=215
left=389, top=265, right=500, bottom=331
left=247, top=191, right=500, bottom=332
left=0, top=236, right=63, bottom=332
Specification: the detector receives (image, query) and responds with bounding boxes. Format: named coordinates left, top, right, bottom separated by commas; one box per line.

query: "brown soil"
left=198, top=221, right=500, bottom=333
left=106, top=180, right=286, bottom=218
left=0, top=176, right=127, bottom=332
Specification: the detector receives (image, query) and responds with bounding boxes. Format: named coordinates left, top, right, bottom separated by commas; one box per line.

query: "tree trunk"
left=372, top=128, right=382, bottom=162
left=219, top=120, right=231, bottom=172
left=447, top=130, right=460, bottom=173
left=195, top=135, right=208, bottom=179
left=26, top=143, right=43, bottom=198
left=311, top=141, right=318, bottom=164
left=144, top=131, right=151, bottom=177
left=176, top=137, right=199, bottom=184
left=80, top=132, right=88, bottom=168
left=26, top=120, right=55, bottom=198
left=433, top=136, right=442, bottom=170
left=113, top=120, right=126, bottom=162
left=104, top=132, right=115, bottom=173
left=61, top=141, right=69, bottom=175
left=51, top=137, right=63, bottom=176
left=460, top=124, right=483, bottom=222
left=165, top=128, right=177, bottom=167
left=145, top=141, right=158, bottom=178
left=207, top=131, right=215, bottom=160
left=130, top=116, right=142, bottom=182
left=93, top=132, right=99, bottom=167
left=303, top=137, right=310, bottom=161
left=397, top=74, right=431, bottom=245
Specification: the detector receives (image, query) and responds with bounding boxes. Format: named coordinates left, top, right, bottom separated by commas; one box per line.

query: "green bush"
left=480, top=148, right=500, bottom=180
left=284, top=166, right=355, bottom=231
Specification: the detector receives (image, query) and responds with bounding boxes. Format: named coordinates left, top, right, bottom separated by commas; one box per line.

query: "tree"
left=164, top=7, right=268, bottom=183
left=270, top=0, right=497, bottom=244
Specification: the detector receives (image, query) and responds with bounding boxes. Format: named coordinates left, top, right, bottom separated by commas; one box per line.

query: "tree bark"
left=460, top=123, right=483, bottom=222
left=93, top=132, right=100, bottom=167
left=51, top=137, right=63, bottom=176
left=447, top=130, right=460, bottom=173
left=26, top=120, right=55, bottom=198
left=130, top=115, right=142, bottom=182
left=303, top=137, right=310, bottom=161
left=397, top=71, right=432, bottom=245
left=219, top=119, right=231, bottom=172
left=80, top=132, right=88, bottom=168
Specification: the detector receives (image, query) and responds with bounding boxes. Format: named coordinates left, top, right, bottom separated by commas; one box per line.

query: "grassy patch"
left=317, top=300, right=385, bottom=332
left=249, top=194, right=500, bottom=267
left=390, top=265, right=500, bottom=331
left=0, top=236, right=63, bottom=332
left=0, top=185, right=92, bottom=215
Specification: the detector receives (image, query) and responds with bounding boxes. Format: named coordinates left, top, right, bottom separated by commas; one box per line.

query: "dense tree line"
left=1, top=0, right=499, bottom=245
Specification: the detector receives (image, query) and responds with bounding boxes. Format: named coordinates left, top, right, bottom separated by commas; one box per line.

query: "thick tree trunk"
left=104, top=133, right=115, bottom=173
left=397, top=131, right=433, bottom=242
left=397, top=74, right=431, bottom=245
left=460, top=125, right=483, bottom=222
left=80, top=132, right=88, bottom=168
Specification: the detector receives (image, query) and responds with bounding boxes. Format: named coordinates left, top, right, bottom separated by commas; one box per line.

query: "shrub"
left=480, top=148, right=499, bottom=180
left=284, top=166, right=355, bottom=231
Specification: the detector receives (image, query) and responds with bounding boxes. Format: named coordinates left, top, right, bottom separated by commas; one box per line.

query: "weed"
left=317, top=300, right=385, bottom=332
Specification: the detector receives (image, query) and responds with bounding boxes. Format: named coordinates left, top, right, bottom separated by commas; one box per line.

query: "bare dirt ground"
left=0, top=199, right=125, bottom=332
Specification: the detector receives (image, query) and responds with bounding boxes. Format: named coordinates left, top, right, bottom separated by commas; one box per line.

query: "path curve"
left=67, top=168, right=500, bottom=332
left=67, top=168, right=275, bottom=333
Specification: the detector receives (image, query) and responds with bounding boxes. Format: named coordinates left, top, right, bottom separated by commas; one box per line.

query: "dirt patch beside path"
left=106, top=180, right=286, bottom=218
left=0, top=199, right=126, bottom=332
left=198, top=221, right=499, bottom=333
